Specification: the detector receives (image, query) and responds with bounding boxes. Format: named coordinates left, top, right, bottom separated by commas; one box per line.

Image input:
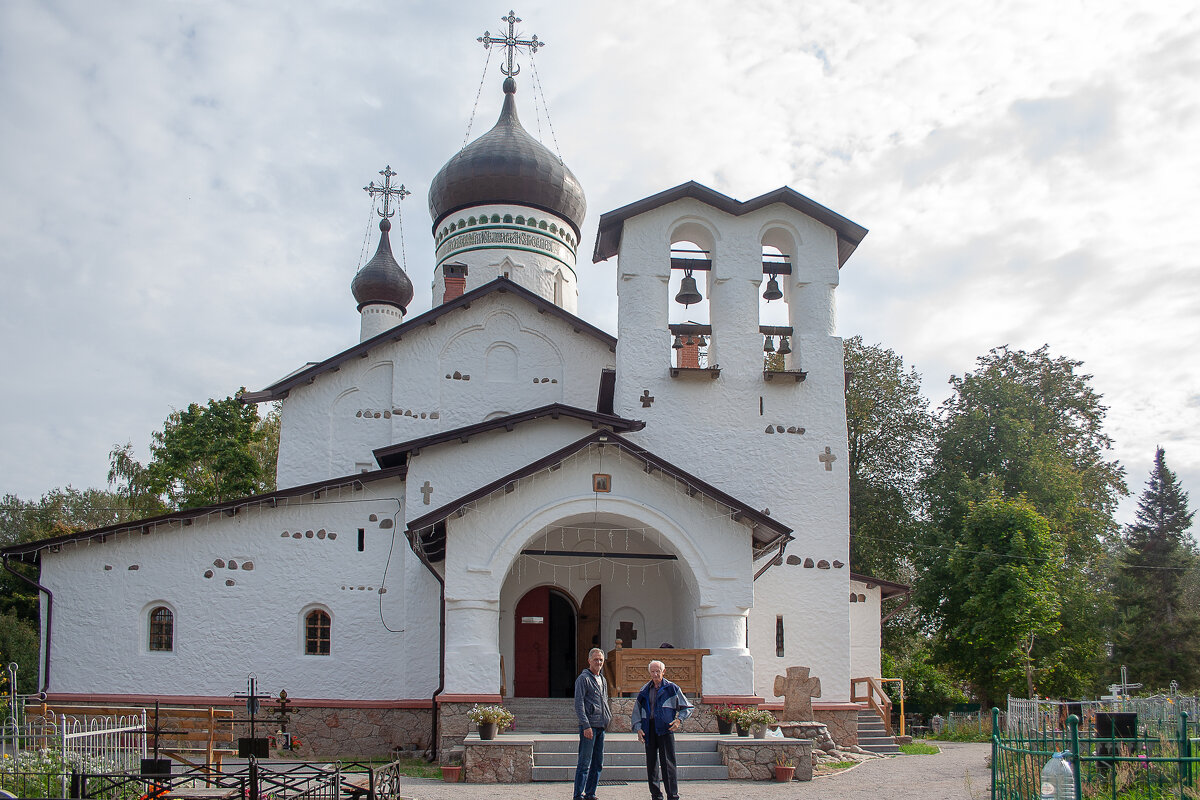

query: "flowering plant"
left=714, top=704, right=747, bottom=722
left=466, top=705, right=515, bottom=730
left=734, top=708, right=777, bottom=727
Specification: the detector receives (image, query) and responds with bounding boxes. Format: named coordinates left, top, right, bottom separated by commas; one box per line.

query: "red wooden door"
left=514, top=586, right=550, bottom=697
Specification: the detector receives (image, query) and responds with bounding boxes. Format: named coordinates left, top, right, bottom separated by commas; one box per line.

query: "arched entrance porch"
left=500, top=512, right=698, bottom=698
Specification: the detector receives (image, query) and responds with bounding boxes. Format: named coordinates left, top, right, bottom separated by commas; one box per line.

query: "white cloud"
left=1, top=0, right=1198, bottom=526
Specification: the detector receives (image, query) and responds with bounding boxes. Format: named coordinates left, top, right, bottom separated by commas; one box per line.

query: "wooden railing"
left=850, top=676, right=894, bottom=736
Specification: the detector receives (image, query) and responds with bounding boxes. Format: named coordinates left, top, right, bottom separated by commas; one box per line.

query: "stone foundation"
left=462, top=735, right=534, bottom=782
left=273, top=705, right=431, bottom=760
left=607, top=699, right=731, bottom=733
left=813, top=707, right=858, bottom=746
left=717, top=738, right=813, bottom=781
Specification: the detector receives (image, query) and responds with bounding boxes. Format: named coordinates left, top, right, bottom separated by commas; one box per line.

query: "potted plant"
left=441, top=759, right=463, bottom=782
left=774, top=754, right=795, bottom=782
left=732, top=708, right=753, bottom=737
left=745, top=709, right=777, bottom=739
left=714, top=704, right=742, bottom=735
left=467, top=704, right=515, bottom=740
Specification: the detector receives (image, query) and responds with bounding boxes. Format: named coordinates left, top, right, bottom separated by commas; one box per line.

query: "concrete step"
left=857, top=710, right=900, bottom=755
left=535, top=739, right=718, bottom=755
left=532, top=764, right=729, bottom=782
left=534, top=750, right=722, bottom=767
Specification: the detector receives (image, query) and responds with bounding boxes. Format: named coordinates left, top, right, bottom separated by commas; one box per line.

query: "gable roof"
left=592, top=181, right=868, bottom=268
left=0, top=465, right=408, bottom=563
left=406, top=429, right=793, bottom=561
left=373, top=403, right=645, bottom=469
left=240, top=277, right=617, bottom=404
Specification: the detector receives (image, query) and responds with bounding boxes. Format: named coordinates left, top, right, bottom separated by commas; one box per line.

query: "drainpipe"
left=3, top=554, right=52, bottom=693
left=405, top=524, right=445, bottom=762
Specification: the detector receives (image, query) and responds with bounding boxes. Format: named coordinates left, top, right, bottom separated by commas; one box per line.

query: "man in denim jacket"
left=573, top=648, right=612, bottom=800
left=632, top=660, right=693, bottom=800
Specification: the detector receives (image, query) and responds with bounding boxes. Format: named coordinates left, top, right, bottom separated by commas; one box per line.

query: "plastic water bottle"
left=1040, top=752, right=1075, bottom=799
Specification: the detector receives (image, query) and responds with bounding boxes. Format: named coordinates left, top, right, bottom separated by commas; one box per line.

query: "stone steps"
left=857, top=710, right=901, bottom=755
left=531, top=733, right=727, bottom=782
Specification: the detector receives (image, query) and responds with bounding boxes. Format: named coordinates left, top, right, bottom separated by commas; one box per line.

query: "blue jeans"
left=573, top=726, right=606, bottom=799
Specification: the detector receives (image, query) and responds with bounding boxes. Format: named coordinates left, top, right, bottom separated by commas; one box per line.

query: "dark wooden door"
left=514, top=586, right=550, bottom=697
left=576, top=584, right=602, bottom=674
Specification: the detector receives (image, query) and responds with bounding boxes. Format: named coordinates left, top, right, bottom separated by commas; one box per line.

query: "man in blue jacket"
left=632, top=660, right=693, bottom=800
left=573, top=647, right=612, bottom=800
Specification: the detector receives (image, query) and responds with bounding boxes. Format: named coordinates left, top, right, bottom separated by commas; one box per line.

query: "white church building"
left=3, top=25, right=907, bottom=760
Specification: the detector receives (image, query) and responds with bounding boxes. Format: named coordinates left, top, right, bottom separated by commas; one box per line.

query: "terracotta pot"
left=478, top=722, right=498, bottom=740
left=774, top=765, right=795, bottom=782
left=717, top=719, right=733, bottom=735
left=441, top=765, right=462, bottom=782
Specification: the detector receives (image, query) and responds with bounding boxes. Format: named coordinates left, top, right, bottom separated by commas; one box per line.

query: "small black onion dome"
left=428, top=77, right=586, bottom=237
left=352, top=218, right=414, bottom=312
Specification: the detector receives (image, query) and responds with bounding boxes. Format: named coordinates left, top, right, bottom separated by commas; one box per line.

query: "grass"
left=341, top=758, right=443, bottom=780
left=825, top=760, right=858, bottom=770
left=930, top=716, right=993, bottom=743
left=900, top=741, right=941, bottom=755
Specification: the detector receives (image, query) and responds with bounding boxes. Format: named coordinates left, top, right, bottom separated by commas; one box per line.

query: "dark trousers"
left=644, top=727, right=678, bottom=800
left=574, top=726, right=605, bottom=799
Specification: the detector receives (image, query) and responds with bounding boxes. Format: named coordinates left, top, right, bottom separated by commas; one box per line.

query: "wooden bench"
left=31, top=703, right=236, bottom=772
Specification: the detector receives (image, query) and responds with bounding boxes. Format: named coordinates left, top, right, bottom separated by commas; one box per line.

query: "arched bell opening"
left=760, top=227, right=798, bottom=372
left=668, top=221, right=716, bottom=370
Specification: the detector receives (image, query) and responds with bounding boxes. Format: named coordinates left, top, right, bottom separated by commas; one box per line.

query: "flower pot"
left=753, top=724, right=767, bottom=739
left=736, top=723, right=749, bottom=737
left=774, top=765, right=795, bottom=782
left=717, top=719, right=733, bottom=735
left=441, top=765, right=462, bottom=782
left=478, top=721, right=497, bottom=740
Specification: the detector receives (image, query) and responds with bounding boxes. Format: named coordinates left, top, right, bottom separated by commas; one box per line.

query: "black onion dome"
left=352, top=218, right=414, bottom=312
left=429, top=77, right=586, bottom=237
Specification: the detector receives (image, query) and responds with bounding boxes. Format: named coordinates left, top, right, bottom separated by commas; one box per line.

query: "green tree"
left=918, top=345, right=1126, bottom=699
left=928, top=495, right=1062, bottom=708
left=109, top=393, right=278, bottom=512
left=0, top=611, right=40, bottom=694
left=1111, top=447, right=1199, bottom=689
left=844, top=336, right=934, bottom=582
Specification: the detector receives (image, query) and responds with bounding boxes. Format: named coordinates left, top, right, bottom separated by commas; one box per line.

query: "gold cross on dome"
left=363, top=165, right=411, bottom=219
left=478, top=10, right=545, bottom=77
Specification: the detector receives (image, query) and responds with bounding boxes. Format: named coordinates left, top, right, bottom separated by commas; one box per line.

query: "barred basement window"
left=305, top=609, right=331, bottom=655
left=149, top=606, right=174, bottom=652
left=776, top=614, right=785, bottom=657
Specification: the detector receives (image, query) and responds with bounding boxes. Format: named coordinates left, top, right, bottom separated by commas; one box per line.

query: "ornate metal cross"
left=478, top=10, right=545, bottom=77
left=363, top=165, right=411, bottom=219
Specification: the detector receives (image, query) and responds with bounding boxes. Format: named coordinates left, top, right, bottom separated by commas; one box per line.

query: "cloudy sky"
left=2, top=1, right=1197, bottom=527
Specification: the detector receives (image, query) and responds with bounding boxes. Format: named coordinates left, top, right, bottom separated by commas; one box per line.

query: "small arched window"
left=149, top=606, right=174, bottom=652
left=305, top=609, right=331, bottom=655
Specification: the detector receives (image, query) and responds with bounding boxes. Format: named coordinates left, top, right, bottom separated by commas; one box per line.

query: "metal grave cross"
left=478, top=10, right=545, bottom=77
left=363, top=165, right=411, bottom=219
left=773, top=665, right=822, bottom=721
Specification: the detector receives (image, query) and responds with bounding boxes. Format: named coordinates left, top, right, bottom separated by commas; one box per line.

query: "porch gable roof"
left=405, top=429, right=793, bottom=559
left=372, top=403, right=645, bottom=468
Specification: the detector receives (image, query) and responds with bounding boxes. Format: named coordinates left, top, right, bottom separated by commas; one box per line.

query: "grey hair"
left=589, top=647, right=605, bottom=658
left=648, top=660, right=666, bottom=671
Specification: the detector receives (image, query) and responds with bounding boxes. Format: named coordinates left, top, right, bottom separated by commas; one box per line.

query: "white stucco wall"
left=39, top=480, right=440, bottom=700
left=849, top=580, right=882, bottom=680
left=608, top=198, right=853, bottom=701
left=274, top=289, right=615, bottom=488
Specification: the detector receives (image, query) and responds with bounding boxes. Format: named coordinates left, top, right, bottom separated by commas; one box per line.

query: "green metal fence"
left=991, top=707, right=1198, bottom=799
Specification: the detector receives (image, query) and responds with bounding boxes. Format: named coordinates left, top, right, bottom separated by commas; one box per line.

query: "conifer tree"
left=1111, top=448, right=1199, bottom=689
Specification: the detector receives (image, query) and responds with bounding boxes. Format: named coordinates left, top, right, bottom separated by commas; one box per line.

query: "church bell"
left=778, top=335, right=792, bottom=355
left=675, top=270, right=702, bottom=307
left=762, top=275, right=783, bottom=302
left=763, top=335, right=775, bottom=353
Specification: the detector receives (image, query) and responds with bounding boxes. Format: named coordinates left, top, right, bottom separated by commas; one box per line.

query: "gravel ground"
left=399, top=741, right=992, bottom=800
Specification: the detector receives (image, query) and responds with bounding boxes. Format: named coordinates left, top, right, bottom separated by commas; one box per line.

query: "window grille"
left=149, top=606, right=173, bottom=652
left=305, top=609, right=331, bottom=655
